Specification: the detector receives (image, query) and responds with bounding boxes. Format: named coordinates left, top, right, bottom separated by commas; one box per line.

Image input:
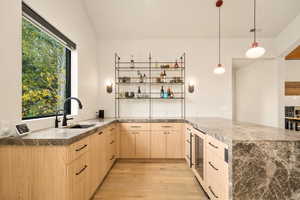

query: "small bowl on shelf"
left=119, top=77, right=131, bottom=83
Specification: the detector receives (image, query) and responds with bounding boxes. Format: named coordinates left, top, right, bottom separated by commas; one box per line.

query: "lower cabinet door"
left=89, top=130, right=105, bottom=197
left=67, top=154, right=89, bottom=200
left=120, top=131, right=136, bottom=158
left=150, top=131, right=166, bottom=158
left=135, top=131, right=150, bottom=158
left=166, top=131, right=182, bottom=158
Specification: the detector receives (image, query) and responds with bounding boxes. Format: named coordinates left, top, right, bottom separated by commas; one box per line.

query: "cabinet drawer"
left=67, top=137, right=89, bottom=163
left=207, top=166, right=229, bottom=200
left=67, top=153, right=89, bottom=200
left=151, top=123, right=183, bottom=131
left=206, top=135, right=227, bottom=160
left=206, top=151, right=229, bottom=200
left=120, top=123, right=150, bottom=131
left=67, top=153, right=89, bottom=181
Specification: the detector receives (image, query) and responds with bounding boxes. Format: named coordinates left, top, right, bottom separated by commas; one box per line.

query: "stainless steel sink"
left=68, top=124, right=96, bottom=129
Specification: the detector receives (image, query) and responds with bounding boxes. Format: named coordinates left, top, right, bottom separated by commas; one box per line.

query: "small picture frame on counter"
left=15, top=123, right=31, bottom=136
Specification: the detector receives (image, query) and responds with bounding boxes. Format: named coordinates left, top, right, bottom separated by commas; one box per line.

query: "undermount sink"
left=68, top=124, right=96, bottom=129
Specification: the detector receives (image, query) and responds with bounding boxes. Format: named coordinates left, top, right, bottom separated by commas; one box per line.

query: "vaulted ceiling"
left=83, top=0, right=300, bottom=39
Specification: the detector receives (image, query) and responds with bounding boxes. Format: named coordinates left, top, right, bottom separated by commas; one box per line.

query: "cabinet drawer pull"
left=163, top=132, right=169, bottom=135
left=98, top=131, right=103, bottom=135
left=76, top=165, right=88, bottom=176
left=208, top=186, right=219, bottom=199
left=208, top=161, right=219, bottom=171
left=110, top=155, right=115, bottom=160
left=131, top=126, right=141, bottom=128
left=186, top=139, right=191, bottom=144
left=110, top=128, right=115, bottom=131
left=162, top=125, right=172, bottom=128
left=110, top=140, right=115, bottom=144
left=75, top=144, right=87, bottom=152
left=209, top=142, right=218, bottom=149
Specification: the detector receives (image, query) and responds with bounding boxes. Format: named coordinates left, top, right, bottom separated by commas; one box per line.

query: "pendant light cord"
left=254, top=0, right=256, bottom=43
left=219, top=7, right=221, bottom=65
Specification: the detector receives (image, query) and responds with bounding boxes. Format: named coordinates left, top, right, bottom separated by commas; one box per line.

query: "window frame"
left=21, top=2, right=74, bottom=120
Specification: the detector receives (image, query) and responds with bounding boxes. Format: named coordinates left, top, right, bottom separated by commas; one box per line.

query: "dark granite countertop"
left=187, top=117, right=300, bottom=145
left=1, top=117, right=299, bottom=146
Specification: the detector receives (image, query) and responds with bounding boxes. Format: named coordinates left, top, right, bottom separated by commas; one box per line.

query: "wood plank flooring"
left=93, top=160, right=209, bottom=200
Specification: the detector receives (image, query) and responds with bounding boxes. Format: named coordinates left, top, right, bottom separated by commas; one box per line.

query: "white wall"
left=0, top=0, right=22, bottom=128
left=0, top=0, right=99, bottom=131
left=234, top=60, right=279, bottom=127
left=97, top=38, right=276, bottom=118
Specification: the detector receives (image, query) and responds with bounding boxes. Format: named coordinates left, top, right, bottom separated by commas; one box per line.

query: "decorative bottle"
left=160, top=86, right=164, bottom=98
left=130, top=55, right=135, bottom=68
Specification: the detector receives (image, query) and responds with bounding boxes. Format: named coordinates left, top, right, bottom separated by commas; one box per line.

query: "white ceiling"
left=83, top=0, right=300, bottom=39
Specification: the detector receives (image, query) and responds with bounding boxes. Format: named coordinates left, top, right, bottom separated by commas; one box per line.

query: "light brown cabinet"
left=119, top=123, right=183, bottom=159
left=120, top=130, right=150, bottom=158
left=0, top=122, right=186, bottom=200
left=89, top=125, right=117, bottom=197
left=166, top=131, right=182, bottom=158
left=0, top=124, right=117, bottom=200
left=150, top=130, right=183, bottom=159
left=89, top=129, right=105, bottom=196
left=135, top=131, right=150, bottom=158
left=120, top=131, right=136, bottom=158
left=104, top=125, right=117, bottom=171
left=205, top=135, right=229, bottom=200
left=150, top=131, right=166, bottom=158
left=67, top=153, right=89, bottom=200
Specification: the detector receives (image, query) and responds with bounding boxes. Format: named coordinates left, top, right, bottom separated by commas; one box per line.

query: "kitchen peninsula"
left=0, top=118, right=299, bottom=200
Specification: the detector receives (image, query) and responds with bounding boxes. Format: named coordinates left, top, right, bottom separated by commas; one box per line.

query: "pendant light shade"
left=214, top=64, right=225, bottom=74
left=246, top=0, right=265, bottom=59
left=246, top=42, right=266, bottom=58
left=214, top=0, right=225, bottom=75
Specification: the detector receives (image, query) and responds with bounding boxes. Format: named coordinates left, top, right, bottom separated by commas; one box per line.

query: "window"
left=22, top=2, right=75, bottom=120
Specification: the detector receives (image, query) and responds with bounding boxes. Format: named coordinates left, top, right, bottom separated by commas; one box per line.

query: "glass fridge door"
left=194, top=134, right=204, bottom=180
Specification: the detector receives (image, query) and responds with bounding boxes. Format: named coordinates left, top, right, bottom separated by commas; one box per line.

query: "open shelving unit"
left=114, top=53, right=186, bottom=119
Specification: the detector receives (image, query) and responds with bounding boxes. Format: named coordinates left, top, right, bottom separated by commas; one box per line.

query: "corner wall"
left=0, top=0, right=99, bottom=131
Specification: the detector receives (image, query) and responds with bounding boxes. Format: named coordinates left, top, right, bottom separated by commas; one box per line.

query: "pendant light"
left=214, top=0, right=225, bottom=74
left=246, top=0, right=265, bottom=58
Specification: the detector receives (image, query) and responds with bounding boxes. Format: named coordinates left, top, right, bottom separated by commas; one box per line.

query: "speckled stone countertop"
left=0, top=117, right=299, bottom=146
left=0, top=119, right=116, bottom=146
left=186, top=117, right=300, bottom=145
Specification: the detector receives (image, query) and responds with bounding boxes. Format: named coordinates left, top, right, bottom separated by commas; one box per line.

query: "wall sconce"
left=106, top=81, right=113, bottom=94
left=188, top=81, right=194, bottom=93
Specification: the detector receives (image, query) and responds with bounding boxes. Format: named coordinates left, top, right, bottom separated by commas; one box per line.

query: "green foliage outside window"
left=22, top=18, right=68, bottom=119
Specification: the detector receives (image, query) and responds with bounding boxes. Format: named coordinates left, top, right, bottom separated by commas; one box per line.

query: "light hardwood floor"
left=93, top=160, right=209, bottom=200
